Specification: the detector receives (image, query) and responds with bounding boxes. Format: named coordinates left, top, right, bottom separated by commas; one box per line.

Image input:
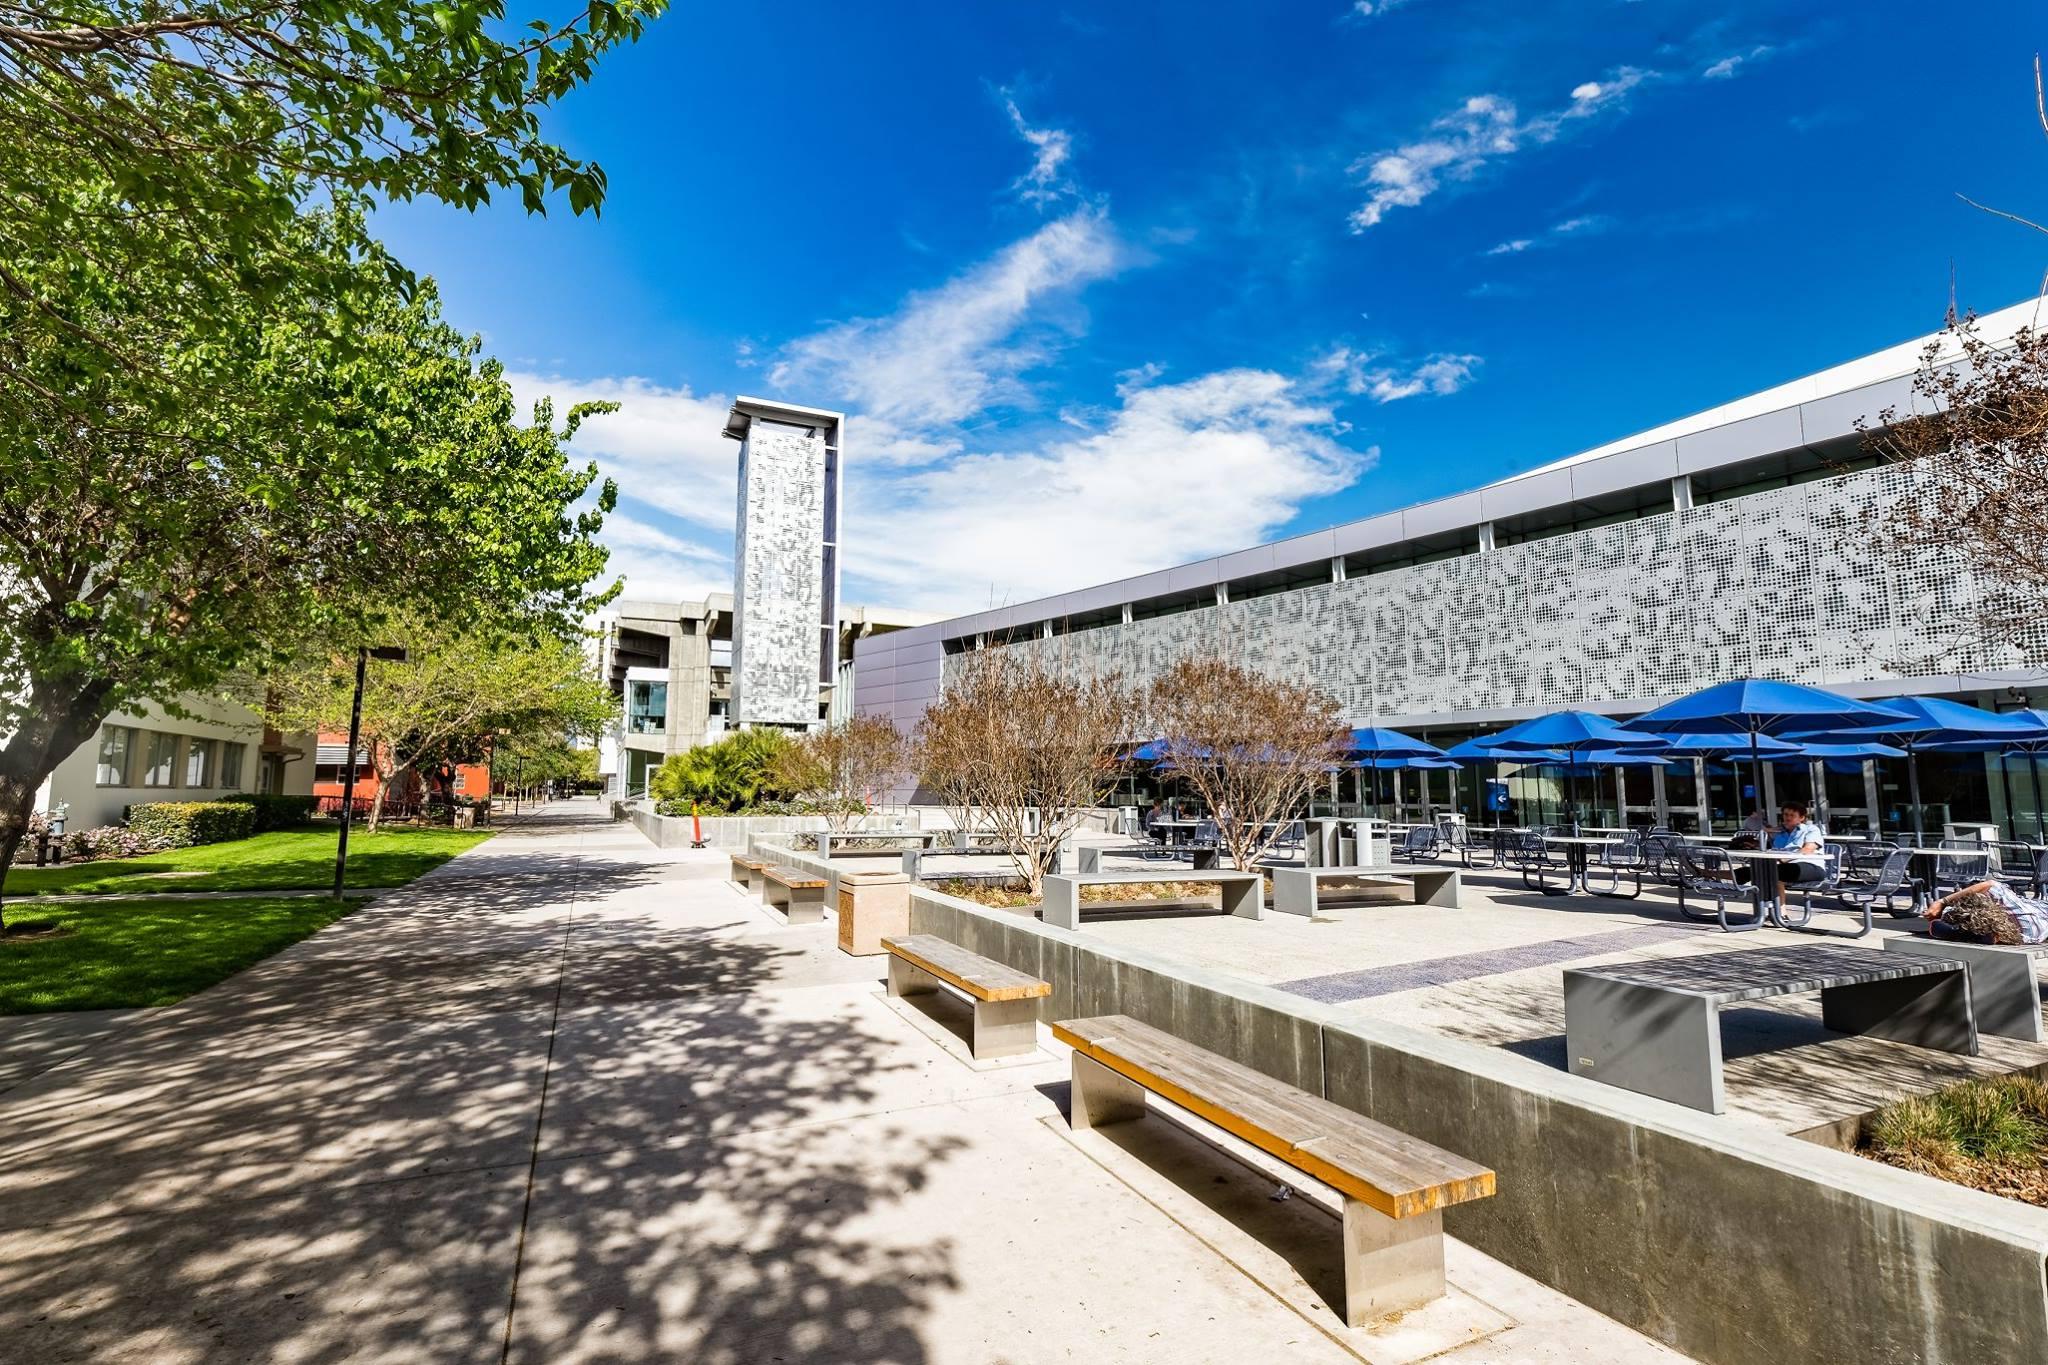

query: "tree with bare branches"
left=1144, top=656, right=1350, bottom=872
left=913, top=647, right=1137, bottom=896
left=771, top=715, right=908, bottom=832
left=1859, top=312, right=2048, bottom=654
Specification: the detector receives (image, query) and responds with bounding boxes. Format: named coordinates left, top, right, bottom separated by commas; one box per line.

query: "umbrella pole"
left=2033, top=752, right=2046, bottom=845
left=1907, top=748, right=1926, bottom=846
left=1999, top=753, right=2018, bottom=844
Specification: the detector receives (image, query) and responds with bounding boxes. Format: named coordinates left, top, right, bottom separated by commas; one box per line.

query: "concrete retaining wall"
left=629, top=808, right=922, bottom=852
left=908, top=890, right=2048, bottom=1365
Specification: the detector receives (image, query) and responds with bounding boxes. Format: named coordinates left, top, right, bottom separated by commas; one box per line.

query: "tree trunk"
left=0, top=773, right=37, bottom=934
left=367, top=754, right=397, bottom=834
left=0, top=677, right=117, bottom=932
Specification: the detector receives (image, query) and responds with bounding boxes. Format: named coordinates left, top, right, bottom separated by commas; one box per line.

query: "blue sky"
left=378, top=0, right=2048, bottom=615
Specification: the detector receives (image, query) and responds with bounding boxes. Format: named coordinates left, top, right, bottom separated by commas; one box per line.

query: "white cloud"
left=1704, top=44, right=1774, bottom=79
left=846, top=368, right=1370, bottom=613
left=770, top=208, right=1123, bottom=462
left=1485, top=212, right=1613, bottom=257
left=1314, top=347, right=1482, bottom=403
left=1486, top=238, right=1533, bottom=256
left=1347, top=68, right=1653, bottom=231
left=1002, top=94, right=1075, bottom=206
left=1347, top=0, right=1417, bottom=19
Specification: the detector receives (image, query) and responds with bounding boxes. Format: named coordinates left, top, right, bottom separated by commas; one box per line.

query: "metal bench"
left=1076, top=844, right=1219, bottom=873
left=1886, top=933, right=2048, bottom=1041
left=758, top=865, right=829, bottom=924
left=1041, top=870, right=1263, bottom=931
left=728, top=854, right=766, bottom=896
left=884, top=934, right=1050, bottom=1060
left=1054, top=1013, right=1495, bottom=1324
left=1564, top=944, right=1979, bottom=1113
left=816, top=830, right=938, bottom=860
left=1270, top=865, right=1460, bottom=917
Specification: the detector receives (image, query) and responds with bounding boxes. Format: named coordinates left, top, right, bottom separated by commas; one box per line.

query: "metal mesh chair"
left=1673, top=845, right=1766, bottom=932
left=1395, top=825, right=1440, bottom=862
left=1584, top=832, right=1645, bottom=898
left=1773, top=844, right=1869, bottom=938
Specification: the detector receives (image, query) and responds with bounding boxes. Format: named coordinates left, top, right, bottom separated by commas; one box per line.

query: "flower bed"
left=1860, top=1074, right=2048, bottom=1207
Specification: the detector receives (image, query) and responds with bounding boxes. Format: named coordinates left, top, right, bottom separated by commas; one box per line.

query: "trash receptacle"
left=837, top=870, right=911, bottom=956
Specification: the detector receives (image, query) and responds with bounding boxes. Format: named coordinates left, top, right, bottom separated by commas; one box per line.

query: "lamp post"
left=332, top=644, right=407, bottom=900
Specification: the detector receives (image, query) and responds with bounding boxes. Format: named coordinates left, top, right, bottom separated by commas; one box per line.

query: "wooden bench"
left=884, top=934, right=1050, bottom=1060
left=1041, top=870, right=1263, bottom=930
left=1887, top=933, right=2048, bottom=1041
left=1564, top=944, right=1979, bottom=1113
left=1271, top=865, right=1461, bottom=917
left=758, top=865, right=829, bottom=924
left=728, top=854, right=766, bottom=895
left=1054, top=1014, right=1495, bottom=1324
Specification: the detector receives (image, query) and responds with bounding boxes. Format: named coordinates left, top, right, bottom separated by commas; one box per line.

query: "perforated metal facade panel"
left=732, top=421, right=828, bottom=725
left=957, top=465, right=2037, bottom=723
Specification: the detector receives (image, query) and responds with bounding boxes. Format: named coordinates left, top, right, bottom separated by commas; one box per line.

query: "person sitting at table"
left=1768, top=800, right=1830, bottom=887
left=1922, top=882, right=2048, bottom=944
left=1143, top=800, right=1166, bottom=842
left=1731, top=806, right=1769, bottom=850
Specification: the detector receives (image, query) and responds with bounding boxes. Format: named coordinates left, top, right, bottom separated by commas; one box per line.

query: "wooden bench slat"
left=760, top=867, right=826, bottom=889
left=1054, top=1014, right=1493, bottom=1219
left=884, top=934, right=1050, bottom=1002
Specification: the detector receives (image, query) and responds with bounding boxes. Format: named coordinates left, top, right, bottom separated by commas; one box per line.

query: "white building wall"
left=35, top=696, right=314, bottom=830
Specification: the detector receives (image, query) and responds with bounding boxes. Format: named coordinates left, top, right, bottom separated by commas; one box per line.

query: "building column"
left=1650, top=763, right=1669, bottom=828
left=1477, top=522, right=1497, bottom=554
left=1694, top=758, right=1710, bottom=833
left=1671, top=475, right=1695, bottom=512
left=1863, top=761, right=1883, bottom=836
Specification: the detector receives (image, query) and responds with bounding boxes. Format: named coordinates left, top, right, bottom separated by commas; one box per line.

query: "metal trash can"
left=837, top=870, right=911, bottom=956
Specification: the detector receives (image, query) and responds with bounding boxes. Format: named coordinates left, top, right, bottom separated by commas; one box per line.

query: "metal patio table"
left=1719, top=847, right=1829, bottom=929
left=1538, top=835, right=1625, bottom=895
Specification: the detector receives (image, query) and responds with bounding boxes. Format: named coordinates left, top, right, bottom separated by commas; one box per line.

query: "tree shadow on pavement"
left=0, top=837, right=966, bottom=1364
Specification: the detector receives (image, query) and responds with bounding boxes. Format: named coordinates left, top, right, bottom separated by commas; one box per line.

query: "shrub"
left=126, top=801, right=258, bottom=848
left=62, top=826, right=171, bottom=861
left=219, top=793, right=320, bottom=833
left=649, top=729, right=800, bottom=813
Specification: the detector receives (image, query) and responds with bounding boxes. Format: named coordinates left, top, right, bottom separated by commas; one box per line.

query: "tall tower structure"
left=721, top=397, right=843, bottom=728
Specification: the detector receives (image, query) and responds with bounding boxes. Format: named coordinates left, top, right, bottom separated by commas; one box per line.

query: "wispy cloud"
left=1345, top=0, right=1418, bottom=21
left=770, top=208, right=1124, bottom=463
left=1703, top=43, right=1775, bottom=79
left=1314, top=347, right=1482, bottom=402
left=1484, top=212, right=1613, bottom=256
left=1347, top=69, right=1652, bottom=231
left=1001, top=93, right=1077, bottom=207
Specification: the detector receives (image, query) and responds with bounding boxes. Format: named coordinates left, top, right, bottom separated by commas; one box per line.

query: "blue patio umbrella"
left=1949, top=708, right=2048, bottom=842
left=1122, top=738, right=1169, bottom=763
left=1625, top=679, right=1911, bottom=830
left=1798, top=697, right=2048, bottom=841
left=1650, top=731, right=1807, bottom=759
left=1480, top=711, right=1667, bottom=831
left=1342, top=726, right=1447, bottom=820
left=1444, top=736, right=1568, bottom=764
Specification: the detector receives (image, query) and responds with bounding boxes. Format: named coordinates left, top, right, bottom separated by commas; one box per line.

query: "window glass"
left=185, top=738, right=215, bottom=788
left=627, top=680, right=668, bottom=735
left=141, top=732, right=177, bottom=787
left=219, top=742, right=245, bottom=789
left=95, top=726, right=133, bottom=786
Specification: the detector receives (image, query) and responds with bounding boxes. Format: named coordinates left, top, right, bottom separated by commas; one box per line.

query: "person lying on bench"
left=1922, top=882, right=2048, bottom=945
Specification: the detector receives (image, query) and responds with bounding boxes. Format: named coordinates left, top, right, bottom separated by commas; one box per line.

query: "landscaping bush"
left=126, top=801, right=258, bottom=848
left=62, top=826, right=172, bottom=862
left=649, top=729, right=799, bottom=813
left=220, top=793, right=320, bottom=833
left=1863, top=1074, right=2048, bottom=1206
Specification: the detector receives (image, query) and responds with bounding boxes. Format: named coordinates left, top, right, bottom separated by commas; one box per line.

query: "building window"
left=627, top=680, right=668, bottom=735
left=184, top=737, right=215, bottom=788
left=219, top=742, right=245, bottom=790
left=95, top=726, right=134, bottom=786
left=141, top=731, right=178, bottom=787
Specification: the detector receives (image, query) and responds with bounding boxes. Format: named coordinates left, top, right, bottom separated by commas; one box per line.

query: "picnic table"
left=1538, top=835, right=1623, bottom=895
left=1563, top=944, right=1979, bottom=1113
left=1718, top=847, right=1828, bottom=927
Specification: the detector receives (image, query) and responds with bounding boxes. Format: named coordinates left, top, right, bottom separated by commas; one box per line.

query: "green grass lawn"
left=0, top=896, right=360, bottom=1013
left=3, top=825, right=492, bottom=897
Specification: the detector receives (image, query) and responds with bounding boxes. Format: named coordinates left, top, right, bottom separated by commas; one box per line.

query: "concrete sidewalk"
left=0, top=802, right=1685, bottom=1363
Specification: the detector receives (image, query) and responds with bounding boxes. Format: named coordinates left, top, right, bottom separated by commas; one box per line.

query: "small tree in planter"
left=1145, top=655, right=1350, bottom=872
left=772, top=716, right=907, bottom=832
left=914, top=647, right=1137, bottom=896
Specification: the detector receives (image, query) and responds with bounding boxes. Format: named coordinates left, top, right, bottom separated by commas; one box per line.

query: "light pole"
left=333, top=644, right=407, bottom=900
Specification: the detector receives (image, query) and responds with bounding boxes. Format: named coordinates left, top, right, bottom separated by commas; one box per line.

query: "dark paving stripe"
left=1275, top=924, right=1708, bottom=1003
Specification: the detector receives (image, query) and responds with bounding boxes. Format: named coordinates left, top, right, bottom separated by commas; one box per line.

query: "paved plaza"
left=0, top=804, right=1684, bottom=1363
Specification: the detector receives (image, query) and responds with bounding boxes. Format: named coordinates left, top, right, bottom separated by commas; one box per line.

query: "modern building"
left=598, top=595, right=931, bottom=797
left=853, top=302, right=2048, bottom=835
left=34, top=695, right=316, bottom=832
left=722, top=397, right=843, bottom=728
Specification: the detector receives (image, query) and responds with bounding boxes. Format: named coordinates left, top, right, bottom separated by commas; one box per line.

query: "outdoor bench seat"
left=1886, top=932, right=2048, bottom=1041
left=1040, top=870, right=1263, bottom=930
left=728, top=854, right=766, bottom=894
left=1271, top=865, right=1460, bottom=917
left=1076, top=843, right=1219, bottom=873
left=758, top=864, right=829, bottom=924
left=1053, top=1013, right=1495, bottom=1324
left=884, top=934, right=1050, bottom=1060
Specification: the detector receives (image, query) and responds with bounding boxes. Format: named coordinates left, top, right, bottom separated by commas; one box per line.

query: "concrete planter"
left=836, top=870, right=910, bottom=956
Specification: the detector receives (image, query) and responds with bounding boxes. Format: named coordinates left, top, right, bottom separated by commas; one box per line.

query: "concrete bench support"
left=1272, top=866, right=1461, bottom=917
left=760, top=868, right=828, bottom=924
left=1041, top=870, right=1263, bottom=931
left=1885, top=934, right=2048, bottom=1042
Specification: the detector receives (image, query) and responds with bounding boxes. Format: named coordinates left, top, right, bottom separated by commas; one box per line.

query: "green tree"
left=266, top=620, right=617, bottom=830
left=649, top=729, right=799, bottom=814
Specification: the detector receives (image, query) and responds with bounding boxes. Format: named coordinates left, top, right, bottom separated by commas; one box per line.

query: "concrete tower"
left=721, top=397, right=844, bottom=728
